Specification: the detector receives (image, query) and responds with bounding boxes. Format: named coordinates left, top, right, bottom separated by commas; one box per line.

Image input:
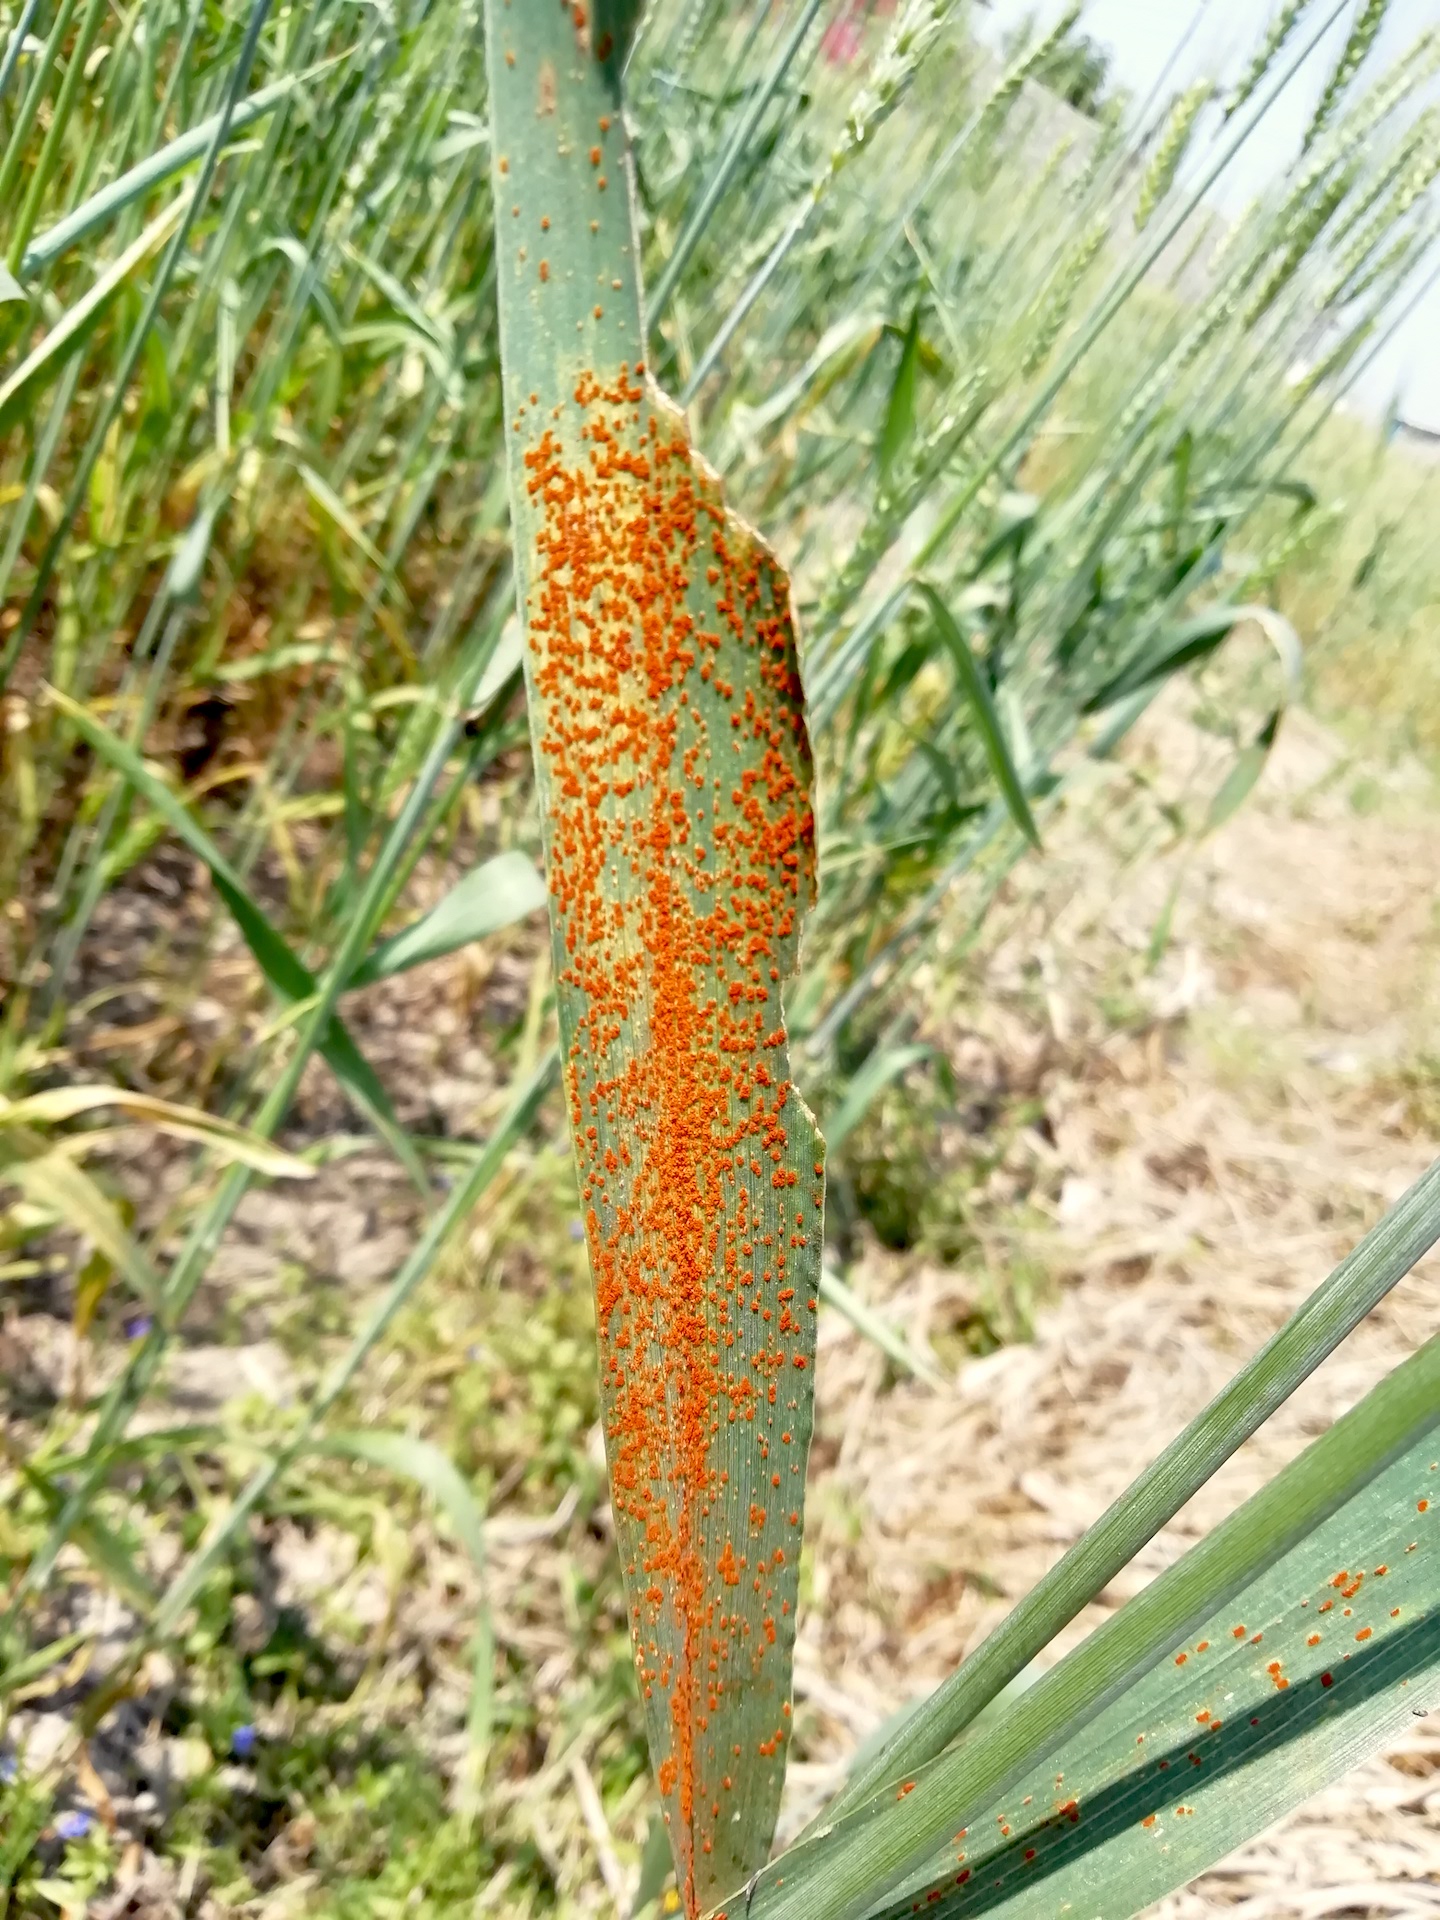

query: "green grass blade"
left=486, top=9, right=824, bottom=1909
left=879, top=307, right=922, bottom=482
left=7, top=603, right=508, bottom=1622
left=678, top=0, right=959, bottom=407
left=346, top=851, right=547, bottom=988
left=40, top=1428, right=229, bottom=1477
left=0, top=0, right=79, bottom=222
left=48, top=689, right=420, bottom=1181
left=633, top=1813, right=680, bottom=1918
left=165, top=501, right=223, bottom=602
left=18, top=61, right=353, bottom=280
left=915, top=583, right=1040, bottom=850
left=0, top=193, right=192, bottom=435
left=4, top=0, right=277, bottom=677
left=863, top=1366, right=1440, bottom=1918
left=1204, top=710, right=1282, bottom=835
left=647, top=0, right=827, bottom=323
left=737, top=1333, right=1440, bottom=1920
left=1083, top=602, right=1292, bottom=713
left=811, top=0, right=1353, bottom=678
left=0, top=0, right=44, bottom=108
left=817, top=1157, right=1440, bottom=1829
left=461, top=1604, right=496, bottom=1820
left=151, top=1050, right=556, bottom=1639
left=0, top=1631, right=90, bottom=1700
left=298, top=462, right=406, bottom=598
left=312, top=1430, right=488, bottom=1573
left=4, top=0, right=109, bottom=276
left=0, top=355, right=81, bottom=629
left=10, top=1458, right=157, bottom=1614
left=822, top=1043, right=931, bottom=1156
left=818, top=1264, right=945, bottom=1388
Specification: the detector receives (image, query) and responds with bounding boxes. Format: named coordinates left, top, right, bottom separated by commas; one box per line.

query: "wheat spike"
left=1135, top=81, right=1214, bottom=231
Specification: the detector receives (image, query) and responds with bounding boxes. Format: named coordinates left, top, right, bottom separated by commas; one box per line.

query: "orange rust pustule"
left=518, top=364, right=821, bottom=1914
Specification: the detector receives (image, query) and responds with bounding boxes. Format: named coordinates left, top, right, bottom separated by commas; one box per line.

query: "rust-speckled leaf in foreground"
left=483, top=7, right=823, bottom=1912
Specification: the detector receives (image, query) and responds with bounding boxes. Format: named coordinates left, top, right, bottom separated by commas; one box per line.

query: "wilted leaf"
left=0, top=1086, right=313, bottom=1179
left=5, top=1148, right=162, bottom=1306
left=0, top=1631, right=91, bottom=1700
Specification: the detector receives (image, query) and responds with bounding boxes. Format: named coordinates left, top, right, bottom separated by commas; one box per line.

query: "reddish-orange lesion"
left=519, top=362, right=818, bottom=1913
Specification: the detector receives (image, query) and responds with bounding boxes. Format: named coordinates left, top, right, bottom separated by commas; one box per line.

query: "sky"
left=980, top=0, right=1440, bottom=428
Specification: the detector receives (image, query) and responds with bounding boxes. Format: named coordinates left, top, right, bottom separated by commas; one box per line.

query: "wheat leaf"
left=485, top=8, right=823, bottom=1909
left=734, top=1332, right=1440, bottom=1920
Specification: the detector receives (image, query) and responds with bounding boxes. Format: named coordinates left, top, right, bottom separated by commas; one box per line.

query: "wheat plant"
left=0, top=0, right=1438, bottom=1911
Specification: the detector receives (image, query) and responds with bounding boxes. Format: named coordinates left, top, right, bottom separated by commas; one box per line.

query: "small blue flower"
left=568, top=1218, right=585, bottom=1242
left=231, top=1724, right=257, bottom=1760
left=0, top=1752, right=16, bottom=1784
left=55, top=1809, right=92, bottom=1842
left=124, top=1314, right=154, bottom=1340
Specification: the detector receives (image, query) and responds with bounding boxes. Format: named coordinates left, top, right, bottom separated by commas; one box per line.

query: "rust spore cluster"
left=517, top=357, right=822, bottom=1910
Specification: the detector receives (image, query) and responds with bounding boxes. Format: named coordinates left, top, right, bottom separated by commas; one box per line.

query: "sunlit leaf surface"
left=485, top=9, right=823, bottom=1911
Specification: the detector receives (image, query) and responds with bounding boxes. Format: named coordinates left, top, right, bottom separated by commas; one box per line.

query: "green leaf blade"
left=879, top=307, right=922, bottom=480
left=1084, top=602, right=1300, bottom=716
left=818, top=1264, right=945, bottom=1389
left=820, top=1158, right=1440, bottom=1830
left=0, top=194, right=190, bottom=434
left=17, top=65, right=341, bottom=280
left=823, top=1044, right=931, bottom=1156
left=1203, top=710, right=1281, bottom=837
left=314, top=1430, right=487, bottom=1573
left=49, top=690, right=419, bottom=1181
left=737, top=1333, right=1440, bottom=1920
left=869, top=1433, right=1440, bottom=1919
left=346, top=851, right=546, bottom=988
left=486, top=9, right=823, bottom=1910
left=916, top=583, right=1040, bottom=850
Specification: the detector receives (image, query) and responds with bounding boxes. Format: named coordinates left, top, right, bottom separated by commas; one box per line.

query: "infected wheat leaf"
left=485, top=10, right=823, bottom=1911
